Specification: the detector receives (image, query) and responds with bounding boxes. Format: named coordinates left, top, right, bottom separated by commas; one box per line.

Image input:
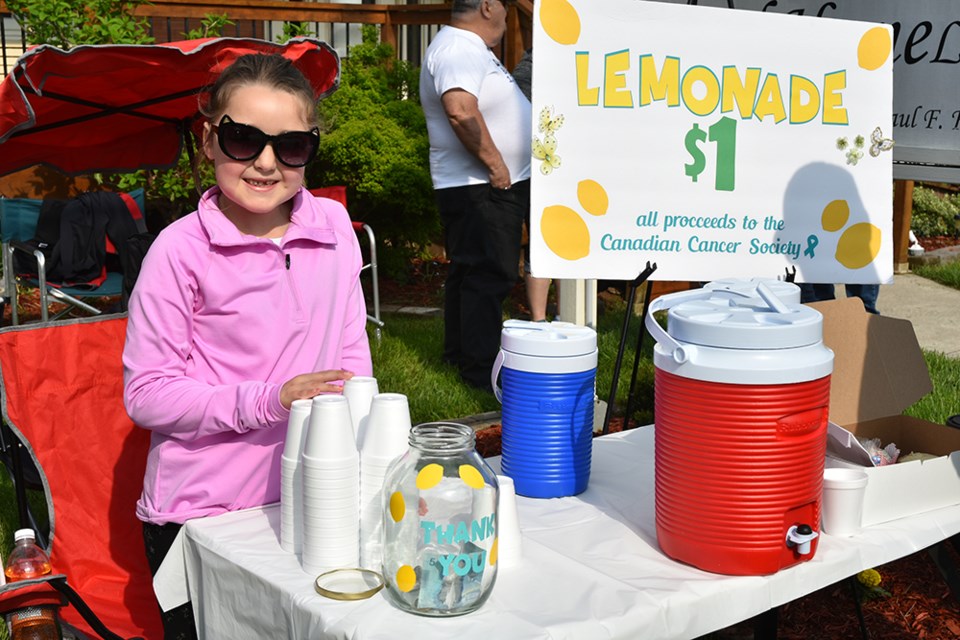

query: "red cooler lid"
left=703, top=278, right=801, bottom=305
left=667, top=298, right=823, bottom=349
left=668, top=295, right=822, bottom=350
left=647, top=281, right=833, bottom=383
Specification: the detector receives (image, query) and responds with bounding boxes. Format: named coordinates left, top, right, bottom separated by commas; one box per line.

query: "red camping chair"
left=0, top=316, right=162, bottom=639
left=309, top=186, right=383, bottom=341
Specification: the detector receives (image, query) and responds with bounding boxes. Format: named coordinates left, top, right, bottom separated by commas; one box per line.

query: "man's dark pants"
left=436, top=180, right=528, bottom=388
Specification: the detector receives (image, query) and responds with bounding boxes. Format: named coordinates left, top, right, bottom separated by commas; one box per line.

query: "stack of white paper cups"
left=280, top=399, right=312, bottom=554
left=342, top=376, right=379, bottom=447
left=301, top=395, right=360, bottom=575
left=359, top=393, right=412, bottom=570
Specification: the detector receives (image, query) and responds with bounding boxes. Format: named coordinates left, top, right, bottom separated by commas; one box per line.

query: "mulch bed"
left=917, top=235, right=960, bottom=252
left=776, top=542, right=960, bottom=640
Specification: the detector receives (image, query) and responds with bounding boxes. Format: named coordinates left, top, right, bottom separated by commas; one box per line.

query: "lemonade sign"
left=529, top=0, right=894, bottom=283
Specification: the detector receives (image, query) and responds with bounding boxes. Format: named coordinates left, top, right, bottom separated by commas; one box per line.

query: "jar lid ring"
left=314, top=568, right=385, bottom=601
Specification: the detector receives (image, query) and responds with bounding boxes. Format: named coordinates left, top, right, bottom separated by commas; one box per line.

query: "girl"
left=123, top=53, right=372, bottom=636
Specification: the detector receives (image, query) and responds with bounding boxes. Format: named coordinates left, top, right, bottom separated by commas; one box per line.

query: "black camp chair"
left=0, top=189, right=148, bottom=325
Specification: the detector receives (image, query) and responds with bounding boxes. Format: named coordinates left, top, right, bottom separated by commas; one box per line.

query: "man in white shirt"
left=421, top=0, right=532, bottom=389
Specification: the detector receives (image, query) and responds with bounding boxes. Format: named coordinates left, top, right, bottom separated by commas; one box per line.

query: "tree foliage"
left=912, top=185, right=960, bottom=237
left=7, top=0, right=153, bottom=47
left=307, top=25, right=438, bottom=277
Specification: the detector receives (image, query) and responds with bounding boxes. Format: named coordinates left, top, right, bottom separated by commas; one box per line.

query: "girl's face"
left=203, top=83, right=314, bottom=230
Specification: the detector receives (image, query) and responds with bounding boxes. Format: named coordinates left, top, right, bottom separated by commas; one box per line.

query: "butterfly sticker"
left=869, top=127, right=894, bottom=157
left=538, top=106, right=564, bottom=134
left=532, top=134, right=561, bottom=175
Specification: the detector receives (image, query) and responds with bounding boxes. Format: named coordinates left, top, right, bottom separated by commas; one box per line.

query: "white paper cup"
left=303, top=394, right=357, bottom=460
left=302, top=548, right=360, bottom=576
left=343, top=376, right=379, bottom=445
left=361, top=393, right=412, bottom=459
left=302, top=490, right=360, bottom=506
left=496, top=475, right=522, bottom=568
left=360, top=451, right=403, bottom=474
left=301, top=516, right=359, bottom=531
left=301, top=452, right=359, bottom=473
left=301, top=459, right=359, bottom=478
left=283, top=399, right=313, bottom=460
left=821, top=467, right=869, bottom=536
left=358, top=461, right=391, bottom=570
left=302, top=508, right=360, bottom=574
left=279, top=399, right=313, bottom=554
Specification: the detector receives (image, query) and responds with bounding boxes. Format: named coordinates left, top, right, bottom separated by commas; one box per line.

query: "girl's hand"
left=280, top=370, right=354, bottom=409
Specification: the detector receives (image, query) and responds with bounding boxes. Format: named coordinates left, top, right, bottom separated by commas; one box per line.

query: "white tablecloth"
left=181, top=426, right=960, bottom=639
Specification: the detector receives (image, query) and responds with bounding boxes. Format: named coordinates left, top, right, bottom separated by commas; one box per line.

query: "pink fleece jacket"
left=123, top=186, right=372, bottom=525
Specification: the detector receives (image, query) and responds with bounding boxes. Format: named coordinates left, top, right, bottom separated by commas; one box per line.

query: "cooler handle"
left=491, top=320, right=557, bottom=403
left=644, top=289, right=712, bottom=363
left=644, top=283, right=785, bottom=363
left=491, top=349, right=505, bottom=403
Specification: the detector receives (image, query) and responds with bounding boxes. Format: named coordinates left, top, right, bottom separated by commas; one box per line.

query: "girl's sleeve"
left=122, top=234, right=285, bottom=441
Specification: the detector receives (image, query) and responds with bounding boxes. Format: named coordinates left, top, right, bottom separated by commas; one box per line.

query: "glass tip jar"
left=381, top=422, right=499, bottom=616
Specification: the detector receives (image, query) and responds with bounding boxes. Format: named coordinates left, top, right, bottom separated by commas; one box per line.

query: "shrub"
left=911, top=184, right=960, bottom=237
left=307, top=26, right=439, bottom=278
left=6, top=0, right=153, bottom=46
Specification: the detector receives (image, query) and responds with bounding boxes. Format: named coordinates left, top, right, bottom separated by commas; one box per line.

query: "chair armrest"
left=8, top=240, right=48, bottom=280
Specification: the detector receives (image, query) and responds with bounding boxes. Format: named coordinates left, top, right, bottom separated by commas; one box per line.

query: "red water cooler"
left=645, top=281, right=833, bottom=575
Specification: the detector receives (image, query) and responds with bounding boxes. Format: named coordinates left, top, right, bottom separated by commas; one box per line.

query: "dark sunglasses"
left=212, top=115, right=320, bottom=167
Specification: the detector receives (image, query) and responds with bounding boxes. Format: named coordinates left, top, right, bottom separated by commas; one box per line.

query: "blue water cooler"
left=491, top=320, right=598, bottom=498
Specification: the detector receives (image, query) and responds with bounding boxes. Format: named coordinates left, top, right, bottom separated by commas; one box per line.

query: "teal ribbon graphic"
left=804, top=235, right=819, bottom=258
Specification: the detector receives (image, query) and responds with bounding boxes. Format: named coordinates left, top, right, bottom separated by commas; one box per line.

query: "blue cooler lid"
left=500, top=320, right=596, bottom=357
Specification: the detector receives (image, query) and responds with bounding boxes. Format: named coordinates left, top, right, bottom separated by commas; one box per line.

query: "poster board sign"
left=530, top=0, right=893, bottom=283
left=652, top=0, right=960, bottom=184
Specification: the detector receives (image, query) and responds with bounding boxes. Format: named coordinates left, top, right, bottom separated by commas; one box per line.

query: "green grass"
left=913, top=260, right=960, bottom=291
left=368, top=314, right=500, bottom=422
left=903, top=349, right=960, bottom=424
left=372, top=298, right=655, bottom=426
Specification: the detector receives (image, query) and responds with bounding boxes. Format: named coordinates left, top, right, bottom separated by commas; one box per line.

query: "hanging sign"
left=529, top=0, right=893, bottom=283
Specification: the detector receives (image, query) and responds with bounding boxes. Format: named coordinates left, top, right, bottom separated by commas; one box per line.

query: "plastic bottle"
left=4, top=529, right=52, bottom=582
left=4, top=529, right=61, bottom=640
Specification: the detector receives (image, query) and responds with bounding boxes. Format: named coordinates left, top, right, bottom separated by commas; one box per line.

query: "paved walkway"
left=865, top=273, right=960, bottom=358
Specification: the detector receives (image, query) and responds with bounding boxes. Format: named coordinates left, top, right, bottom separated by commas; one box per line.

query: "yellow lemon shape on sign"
left=490, top=538, right=499, bottom=566
left=542, top=205, right=590, bottom=261
left=396, top=565, right=417, bottom=593
left=416, top=464, right=444, bottom=490
left=858, top=26, right=892, bottom=71
left=459, top=465, right=485, bottom=489
left=836, top=222, right=882, bottom=269
left=540, top=0, right=581, bottom=46
left=577, top=180, right=608, bottom=216
left=821, top=199, right=850, bottom=232
left=389, top=491, right=405, bottom=522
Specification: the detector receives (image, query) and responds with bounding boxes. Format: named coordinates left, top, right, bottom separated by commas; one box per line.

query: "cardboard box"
left=811, top=297, right=960, bottom=527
